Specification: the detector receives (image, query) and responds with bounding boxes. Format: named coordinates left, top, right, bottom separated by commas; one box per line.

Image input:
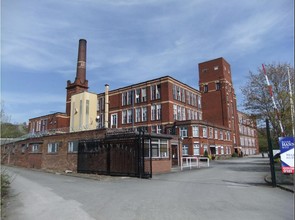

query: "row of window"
left=173, top=104, right=202, bottom=121
left=172, top=85, right=201, bottom=107
left=122, top=85, right=160, bottom=106
left=22, top=139, right=169, bottom=158
left=121, top=104, right=162, bottom=125
left=201, top=65, right=230, bottom=74
left=239, top=125, right=255, bottom=137
left=240, top=136, right=256, bottom=147
left=203, top=82, right=221, bottom=93
left=180, top=126, right=231, bottom=140
left=182, top=144, right=232, bottom=156
left=23, top=142, right=79, bottom=154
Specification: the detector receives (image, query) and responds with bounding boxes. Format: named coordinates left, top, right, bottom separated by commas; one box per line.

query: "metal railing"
left=180, top=156, right=210, bottom=170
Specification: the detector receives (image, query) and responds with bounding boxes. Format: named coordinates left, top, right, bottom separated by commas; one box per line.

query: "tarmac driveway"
left=3, top=156, right=294, bottom=220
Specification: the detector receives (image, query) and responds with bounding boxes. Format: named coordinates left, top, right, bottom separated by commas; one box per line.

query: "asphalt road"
left=3, top=156, right=294, bottom=220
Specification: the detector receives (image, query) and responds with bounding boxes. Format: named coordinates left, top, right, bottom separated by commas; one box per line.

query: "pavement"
left=264, top=162, right=294, bottom=192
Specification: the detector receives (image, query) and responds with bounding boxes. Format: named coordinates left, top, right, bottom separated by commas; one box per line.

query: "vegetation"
left=1, top=169, right=10, bottom=218
left=241, top=63, right=295, bottom=145
left=232, top=152, right=238, bottom=157
left=1, top=104, right=28, bottom=138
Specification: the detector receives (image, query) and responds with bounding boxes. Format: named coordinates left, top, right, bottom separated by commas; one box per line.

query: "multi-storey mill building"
left=28, top=39, right=258, bottom=163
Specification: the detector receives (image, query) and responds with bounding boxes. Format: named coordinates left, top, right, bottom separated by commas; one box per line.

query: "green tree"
left=1, top=103, right=28, bottom=138
left=241, top=63, right=294, bottom=145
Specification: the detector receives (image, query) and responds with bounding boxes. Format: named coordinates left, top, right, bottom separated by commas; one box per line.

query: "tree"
left=241, top=63, right=294, bottom=146
left=1, top=103, right=28, bottom=138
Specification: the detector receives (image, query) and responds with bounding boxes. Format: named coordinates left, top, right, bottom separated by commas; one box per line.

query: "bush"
left=232, top=152, right=238, bottom=157
left=1, top=169, right=10, bottom=205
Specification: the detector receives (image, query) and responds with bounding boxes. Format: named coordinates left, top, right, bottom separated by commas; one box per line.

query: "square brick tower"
left=199, top=57, right=240, bottom=147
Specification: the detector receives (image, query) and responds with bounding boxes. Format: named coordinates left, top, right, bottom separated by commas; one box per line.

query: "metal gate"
left=77, top=130, right=150, bottom=178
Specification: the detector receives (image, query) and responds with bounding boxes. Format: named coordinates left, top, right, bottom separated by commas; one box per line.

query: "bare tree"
left=241, top=63, right=294, bottom=145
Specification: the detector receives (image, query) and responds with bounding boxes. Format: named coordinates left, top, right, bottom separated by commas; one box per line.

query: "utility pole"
left=266, top=119, right=276, bottom=187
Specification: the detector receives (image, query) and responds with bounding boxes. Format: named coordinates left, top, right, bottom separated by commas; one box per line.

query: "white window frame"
left=180, top=127, right=188, bottom=138
left=32, top=144, right=39, bottom=153
left=68, top=141, right=78, bottom=153
left=48, top=143, right=58, bottom=153
left=182, top=144, right=189, bottom=156
left=202, top=126, right=207, bottom=138
left=193, top=143, right=200, bottom=156
left=192, top=126, right=199, bottom=137
left=111, top=113, right=118, bottom=128
left=142, top=107, right=147, bottom=121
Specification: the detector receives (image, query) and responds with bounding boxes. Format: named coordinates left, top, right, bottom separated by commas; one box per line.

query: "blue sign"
left=279, top=137, right=294, bottom=174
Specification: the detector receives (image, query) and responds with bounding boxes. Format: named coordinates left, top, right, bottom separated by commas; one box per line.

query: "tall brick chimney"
left=76, top=39, right=87, bottom=84
left=66, top=39, right=89, bottom=116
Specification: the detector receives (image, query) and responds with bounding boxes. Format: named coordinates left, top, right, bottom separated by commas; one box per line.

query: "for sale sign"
left=279, top=137, right=294, bottom=174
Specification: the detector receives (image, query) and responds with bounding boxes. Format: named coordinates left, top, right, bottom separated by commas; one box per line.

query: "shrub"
left=232, top=152, right=238, bottom=157
left=1, top=169, right=10, bottom=205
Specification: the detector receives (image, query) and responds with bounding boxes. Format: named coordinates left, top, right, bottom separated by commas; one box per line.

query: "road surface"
left=3, top=156, right=294, bottom=220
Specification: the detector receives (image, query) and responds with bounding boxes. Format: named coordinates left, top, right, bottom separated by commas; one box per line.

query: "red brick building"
left=199, top=58, right=241, bottom=154
left=3, top=40, right=260, bottom=176
left=238, top=111, right=259, bottom=155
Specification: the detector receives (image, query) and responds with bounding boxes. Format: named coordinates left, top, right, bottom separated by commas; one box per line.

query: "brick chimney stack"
left=76, top=39, right=87, bottom=84
left=66, top=39, right=89, bottom=116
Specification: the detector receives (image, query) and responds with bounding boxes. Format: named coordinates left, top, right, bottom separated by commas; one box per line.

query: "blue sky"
left=1, top=0, right=294, bottom=123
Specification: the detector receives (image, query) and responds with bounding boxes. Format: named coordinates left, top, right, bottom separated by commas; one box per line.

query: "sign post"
left=279, top=137, right=294, bottom=174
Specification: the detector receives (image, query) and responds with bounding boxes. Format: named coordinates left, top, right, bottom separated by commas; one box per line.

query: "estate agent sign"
left=279, top=137, right=294, bottom=174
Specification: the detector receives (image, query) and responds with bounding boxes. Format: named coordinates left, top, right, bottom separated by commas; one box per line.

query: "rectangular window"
left=145, top=139, right=168, bottom=158
left=141, top=88, right=147, bottom=102
left=177, top=86, right=181, bottom=100
left=127, top=109, right=133, bottom=123
left=122, top=110, right=127, bottom=124
left=151, top=84, right=161, bottom=100
left=157, top=125, right=162, bottom=134
left=192, top=126, right=199, bottom=137
left=182, top=144, right=188, bottom=156
left=156, top=104, right=161, bottom=120
left=151, top=125, right=157, bottom=133
left=216, top=82, right=221, bottom=90
left=197, top=95, right=201, bottom=109
left=173, top=105, right=177, bottom=120
left=48, top=143, right=58, bottom=153
left=142, top=107, right=147, bottom=121
left=214, top=66, right=219, bottom=70
left=32, top=144, right=39, bottom=153
left=111, top=113, right=118, bottom=128
left=151, top=105, right=156, bottom=121
left=135, top=89, right=140, bottom=103
left=187, top=109, right=191, bottom=120
left=187, top=91, right=191, bottom=105
left=180, top=127, right=188, bottom=138
left=127, top=91, right=132, bottom=105
left=122, top=92, right=127, bottom=106
left=181, top=107, right=186, bottom=121
left=193, top=143, right=200, bottom=156
left=181, top=88, right=185, bottom=102
left=135, top=108, right=141, bottom=122
left=215, top=129, right=218, bottom=139
left=209, top=127, right=213, bottom=139
left=220, top=131, right=223, bottom=140
left=68, top=141, right=78, bottom=153
left=204, top=85, right=208, bottom=93
left=202, top=126, right=207, bottom=138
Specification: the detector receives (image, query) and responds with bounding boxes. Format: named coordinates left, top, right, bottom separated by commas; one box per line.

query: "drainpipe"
left=104, top=84, right=109, bottom=128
